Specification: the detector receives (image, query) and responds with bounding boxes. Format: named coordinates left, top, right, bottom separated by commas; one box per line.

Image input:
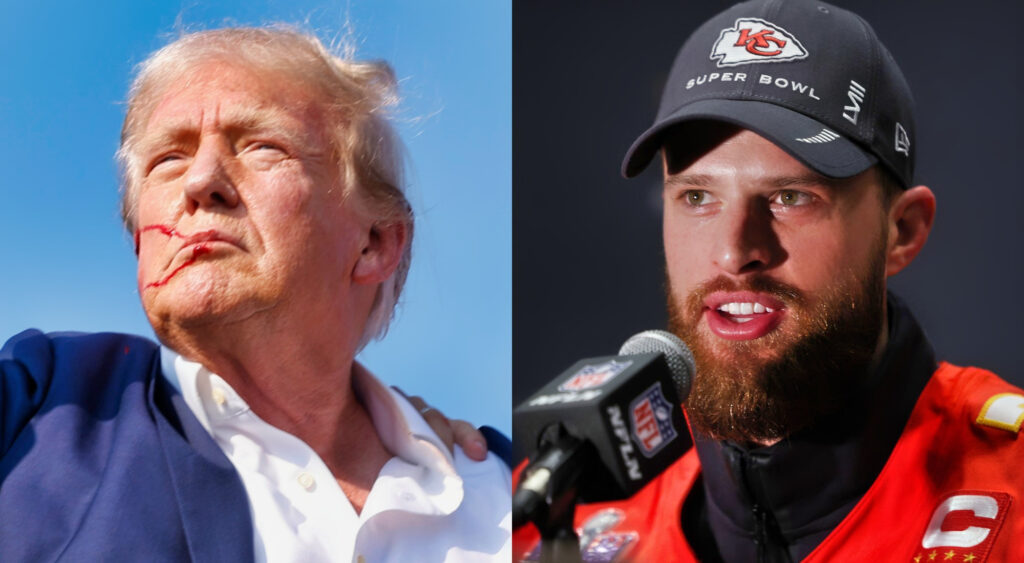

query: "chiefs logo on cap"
left=711, top=18, right=808, bottom=67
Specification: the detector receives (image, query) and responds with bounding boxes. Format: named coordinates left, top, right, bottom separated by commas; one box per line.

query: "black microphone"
left=512, top=330, right=695, bottom=529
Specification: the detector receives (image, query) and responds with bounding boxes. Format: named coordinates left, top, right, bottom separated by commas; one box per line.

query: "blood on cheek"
left=139, top=224, right=184, bottom=239
left=136, top=224, right=214, bottom=290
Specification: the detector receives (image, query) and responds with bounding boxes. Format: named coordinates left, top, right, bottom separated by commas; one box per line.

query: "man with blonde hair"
left=0, top=28, right=510, bottom=562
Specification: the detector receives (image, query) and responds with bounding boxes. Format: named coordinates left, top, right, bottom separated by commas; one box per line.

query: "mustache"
left=686, top=275, right=807, bottom=310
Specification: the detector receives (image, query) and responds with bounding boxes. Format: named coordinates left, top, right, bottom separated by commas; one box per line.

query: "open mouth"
left=715, top=301, right=775, bottom=322
left=705, top=295, right=785, bottom=340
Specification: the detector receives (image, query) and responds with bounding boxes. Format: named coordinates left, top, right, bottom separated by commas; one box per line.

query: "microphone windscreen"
left=619, top=330, right=695, bottom=402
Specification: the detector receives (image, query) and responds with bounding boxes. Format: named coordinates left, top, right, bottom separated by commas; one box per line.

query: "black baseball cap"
left=622, top=0, right=915, bottom=188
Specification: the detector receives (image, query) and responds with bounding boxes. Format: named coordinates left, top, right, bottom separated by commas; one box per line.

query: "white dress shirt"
left=161, top=348, right=511, bottom=563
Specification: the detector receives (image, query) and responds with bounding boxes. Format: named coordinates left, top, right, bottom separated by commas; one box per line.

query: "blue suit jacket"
left=0, top=330, right=253, bottom=562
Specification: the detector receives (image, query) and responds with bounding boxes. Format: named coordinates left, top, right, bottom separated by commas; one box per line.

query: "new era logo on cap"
left=711, top=18, right=808, bottom=67
left=895, top=123, right=910, bottom=156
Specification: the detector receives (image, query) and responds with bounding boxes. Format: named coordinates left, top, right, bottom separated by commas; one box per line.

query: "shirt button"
left=297, top=472, right=316, bottom=491
left=356, top=556, right=366, bottom=563
left=211, top=388, right=227, bottom=406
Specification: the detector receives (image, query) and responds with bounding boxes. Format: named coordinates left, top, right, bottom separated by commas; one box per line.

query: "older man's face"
left=662, top=124, right=888, bottom=443
left=134, top=61, right=372, bottom=337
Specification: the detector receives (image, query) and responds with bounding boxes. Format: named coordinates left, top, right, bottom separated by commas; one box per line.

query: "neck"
left=160, top=309, right=391, bottom=512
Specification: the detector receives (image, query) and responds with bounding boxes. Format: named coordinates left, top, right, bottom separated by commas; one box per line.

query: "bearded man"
left=0, top=28, right=510, bottom=562
left=513, top=1, right=1023, bottom=561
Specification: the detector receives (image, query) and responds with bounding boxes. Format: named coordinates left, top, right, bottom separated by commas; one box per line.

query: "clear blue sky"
left=0, top=1, right=511, bottom=435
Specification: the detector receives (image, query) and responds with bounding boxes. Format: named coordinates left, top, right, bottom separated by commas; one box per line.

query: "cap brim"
left=621, top=99, right=877, bottom=179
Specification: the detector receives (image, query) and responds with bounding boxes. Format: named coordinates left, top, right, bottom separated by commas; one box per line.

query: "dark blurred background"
left=513, top=1, right=1023, bottom=458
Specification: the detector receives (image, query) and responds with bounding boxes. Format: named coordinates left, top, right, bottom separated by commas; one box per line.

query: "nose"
left=183, top=137, right=240, bottom=213
left=712, top=200, right=782, bottom=275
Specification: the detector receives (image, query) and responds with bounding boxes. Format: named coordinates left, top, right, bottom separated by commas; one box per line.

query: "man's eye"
left=682, top=190, right=715, bottom=206
left=771, top=190, right=811, bottom=206
left=147, top=154, right=183, bottom=175
left=242, top=142, right=289, bottom=163
left=245, top=141, right=285, bottom=154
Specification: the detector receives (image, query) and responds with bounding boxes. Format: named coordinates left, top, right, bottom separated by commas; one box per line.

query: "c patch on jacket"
left=911, top=491, right=1012, bottom=563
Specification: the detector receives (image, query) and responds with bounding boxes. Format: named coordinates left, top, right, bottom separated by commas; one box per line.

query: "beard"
left=668, top=249, right=887, bottom=445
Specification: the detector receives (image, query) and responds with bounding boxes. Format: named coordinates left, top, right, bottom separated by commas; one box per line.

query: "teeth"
left=716, top=302, right=776, bottom=315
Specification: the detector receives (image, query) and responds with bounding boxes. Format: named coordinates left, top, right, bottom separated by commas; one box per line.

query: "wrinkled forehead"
left=152, top=64, right=321, bottom=129
left=166, top=59, right=319, bottom=112
left=134, top=57, right=330, bottom=133
left=131, top=60, right=334, bottom=162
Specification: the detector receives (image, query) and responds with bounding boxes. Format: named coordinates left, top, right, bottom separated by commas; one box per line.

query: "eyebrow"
left=135, top=125, right=194, bottom=160
left=664, top=172, right=841, bottom=190
left=220, top=104, right=307, bottom=137
left=768, top=173, right=841, bottom=189
left=136, top=104, right=314, bottom=158
left=664, top=173, right=713, bottom=188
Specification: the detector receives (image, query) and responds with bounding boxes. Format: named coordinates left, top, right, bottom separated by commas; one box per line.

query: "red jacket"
left=514, top=363, right=1024, bottom=562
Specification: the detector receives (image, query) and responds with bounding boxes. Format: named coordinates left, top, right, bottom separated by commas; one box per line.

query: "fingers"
left=392, top=386, right=487, bottom=460
left=403, top=392, right=456, bottom=454
left=451, top=419, right=488, bottom=461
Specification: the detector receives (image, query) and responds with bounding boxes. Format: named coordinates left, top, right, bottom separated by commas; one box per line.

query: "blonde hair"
left=117, top=27, right=413, bottom=347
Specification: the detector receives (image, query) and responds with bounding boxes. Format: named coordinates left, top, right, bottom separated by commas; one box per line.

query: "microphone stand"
left=513, top=425, right=592, bottom=563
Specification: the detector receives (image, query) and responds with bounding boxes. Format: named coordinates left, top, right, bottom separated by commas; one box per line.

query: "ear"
left=885, top=185, right=936, bottom=276
left=353, top=220, right=408, bottom=285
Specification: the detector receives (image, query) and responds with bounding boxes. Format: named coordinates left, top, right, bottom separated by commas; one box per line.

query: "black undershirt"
left=682, top=293, right=937, bottom=562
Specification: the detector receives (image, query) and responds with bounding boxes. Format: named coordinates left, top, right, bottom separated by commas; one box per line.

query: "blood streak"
left=140, top=224, right=184, bottom=237
left=144, top=243, right=213, bottom=289
left=137, top=224, right=217, bottom=290
left=135, top=224, right=185, bottom=254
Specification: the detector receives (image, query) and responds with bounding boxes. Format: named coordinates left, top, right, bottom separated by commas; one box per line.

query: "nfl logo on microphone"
left=558, top=359, right=633, bottom=392
left=629, top=382, right=678, bottom=457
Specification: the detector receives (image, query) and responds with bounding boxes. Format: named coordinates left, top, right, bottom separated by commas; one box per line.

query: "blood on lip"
left=144, top=243, right=213, bottom=289
left=138, top=224, right=220, bottom=290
